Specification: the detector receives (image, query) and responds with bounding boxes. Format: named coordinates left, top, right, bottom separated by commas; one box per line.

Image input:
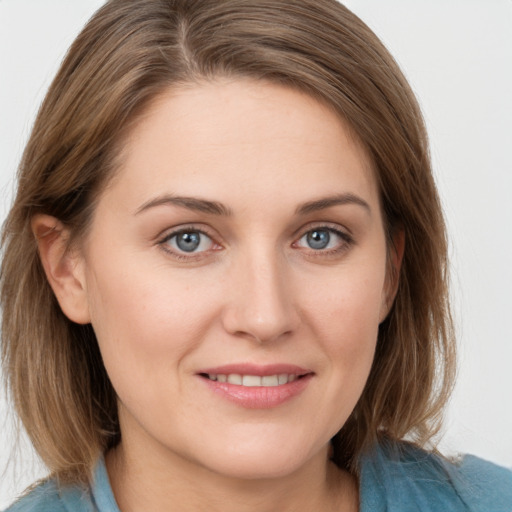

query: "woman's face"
left=77, top=79, right=393, bottom=479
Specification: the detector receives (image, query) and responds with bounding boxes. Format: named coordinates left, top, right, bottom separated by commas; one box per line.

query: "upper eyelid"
left=293, top=222, right=353, bottom=241
left=158, top=224, right=217, bottom=243
left=296, top=227, right=352, bottom=245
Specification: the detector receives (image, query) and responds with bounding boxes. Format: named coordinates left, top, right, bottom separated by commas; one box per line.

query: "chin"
left=204, top=451, right=310, bottom=481
left=189, top=431, right=326, bottom=481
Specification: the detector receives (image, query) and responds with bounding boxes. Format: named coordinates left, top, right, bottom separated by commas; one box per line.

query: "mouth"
left=196, top=364, right=313, bottom=408
left=199, top=373, right=306, bottom=387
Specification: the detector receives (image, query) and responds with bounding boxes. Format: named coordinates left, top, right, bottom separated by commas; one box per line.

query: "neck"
left=106, top=440, right=358, bottom=512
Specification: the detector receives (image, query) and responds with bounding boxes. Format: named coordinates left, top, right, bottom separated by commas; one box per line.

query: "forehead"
left=107, top=79, right=379, bottom=214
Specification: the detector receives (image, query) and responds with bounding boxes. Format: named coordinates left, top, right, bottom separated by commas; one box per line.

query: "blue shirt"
left=5, top=442, right=512, bottom=511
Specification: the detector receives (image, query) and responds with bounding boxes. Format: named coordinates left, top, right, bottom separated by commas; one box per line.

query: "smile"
left=204, top=373, right=299, bottom=386
left=197, top=364, right=313, bottom=408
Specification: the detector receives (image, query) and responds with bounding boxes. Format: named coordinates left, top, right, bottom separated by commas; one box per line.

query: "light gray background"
left=1, top=0, right=511, bottom=507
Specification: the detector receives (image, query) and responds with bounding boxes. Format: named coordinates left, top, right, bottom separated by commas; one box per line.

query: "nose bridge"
left=223, top=242, right=298, bottom=343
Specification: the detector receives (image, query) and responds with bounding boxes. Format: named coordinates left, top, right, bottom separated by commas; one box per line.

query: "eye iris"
left=176, top=232, right=201, bottom=252
left=307, top=230, right=330, bottom=249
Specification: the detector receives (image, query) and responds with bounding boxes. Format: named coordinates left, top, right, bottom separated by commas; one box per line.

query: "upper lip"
left=197, top=363, right=312, bottom=377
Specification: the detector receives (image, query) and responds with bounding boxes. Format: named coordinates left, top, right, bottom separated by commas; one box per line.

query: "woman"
left=1, top=0, right=511, bottom=510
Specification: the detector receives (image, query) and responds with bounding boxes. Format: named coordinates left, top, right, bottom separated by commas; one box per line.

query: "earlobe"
left=379, top=228, right=405, bottom=323
left=32, top=214, right=91, bottom=324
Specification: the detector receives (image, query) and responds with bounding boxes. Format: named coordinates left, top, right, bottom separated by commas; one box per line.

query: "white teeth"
left=227, top=374, right=242, bottom=385
left=242, top=375, right=262, bottom=387
left=261, top=375, right=279, bottom=387
left=208, top=373, right=300, bottom=387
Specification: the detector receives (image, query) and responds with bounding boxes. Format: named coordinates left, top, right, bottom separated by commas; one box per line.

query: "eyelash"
left=293, top=225, right=354, bottom=258
left=158, top=226, right=221, bottom=261
left=157, top=224, right=354, bottom=261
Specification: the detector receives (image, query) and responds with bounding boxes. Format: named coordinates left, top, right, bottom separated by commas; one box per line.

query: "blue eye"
left=297, top=228, right=349, bottom=251
left=306, top=230, right=331, bottom=250
left=164, top=230, right=214, bottom=254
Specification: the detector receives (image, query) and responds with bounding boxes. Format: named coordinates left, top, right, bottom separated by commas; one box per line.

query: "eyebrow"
left=295, top=193, right=371, bottom=215
left=135, top=195, right=233, bottom=216
left=135, top=192, right=370, bottom=217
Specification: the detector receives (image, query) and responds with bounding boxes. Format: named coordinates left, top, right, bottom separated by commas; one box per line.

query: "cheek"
left=300, top=260, right=386, bottom=386
left=305, top=264, right=386, bottom=341
left=83, top=254, right=221, bottom=388
left=283, top=264, right=385, bottom=444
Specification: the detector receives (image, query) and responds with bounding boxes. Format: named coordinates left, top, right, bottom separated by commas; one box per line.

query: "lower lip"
left=199, top=375, right=313, bottom=409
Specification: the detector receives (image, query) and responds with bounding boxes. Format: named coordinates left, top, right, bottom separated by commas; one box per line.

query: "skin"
left=35, top=79, right=401, bottom=512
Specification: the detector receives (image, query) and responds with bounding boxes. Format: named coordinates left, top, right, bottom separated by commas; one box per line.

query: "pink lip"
left=196, top=363, right=314, bottom=409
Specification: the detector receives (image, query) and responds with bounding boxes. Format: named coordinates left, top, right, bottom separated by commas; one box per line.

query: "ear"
left=32, top=214, right=91, bottom=324
left=379, top=228, right=405, bottom=323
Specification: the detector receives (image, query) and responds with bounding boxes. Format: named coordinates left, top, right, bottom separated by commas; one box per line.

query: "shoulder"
left=359, top=440, right=512, bottom=512
left=455, top=453, right=512, bottom=510
left=3, top=457, right=118, bottom=512
left=3, top=479, right=94, bottom=512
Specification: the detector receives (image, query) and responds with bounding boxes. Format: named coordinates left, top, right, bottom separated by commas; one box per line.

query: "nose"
left=221, top=247, right=300, bottom=344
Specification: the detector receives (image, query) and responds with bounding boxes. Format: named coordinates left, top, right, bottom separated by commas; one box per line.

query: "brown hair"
left=1, top=0, right=455, bottom=483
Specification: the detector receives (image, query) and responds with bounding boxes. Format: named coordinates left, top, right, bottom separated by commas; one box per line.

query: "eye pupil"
left=307, top=230, right=330, bottom=250
left=176, top=232, right=201, bottom=252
